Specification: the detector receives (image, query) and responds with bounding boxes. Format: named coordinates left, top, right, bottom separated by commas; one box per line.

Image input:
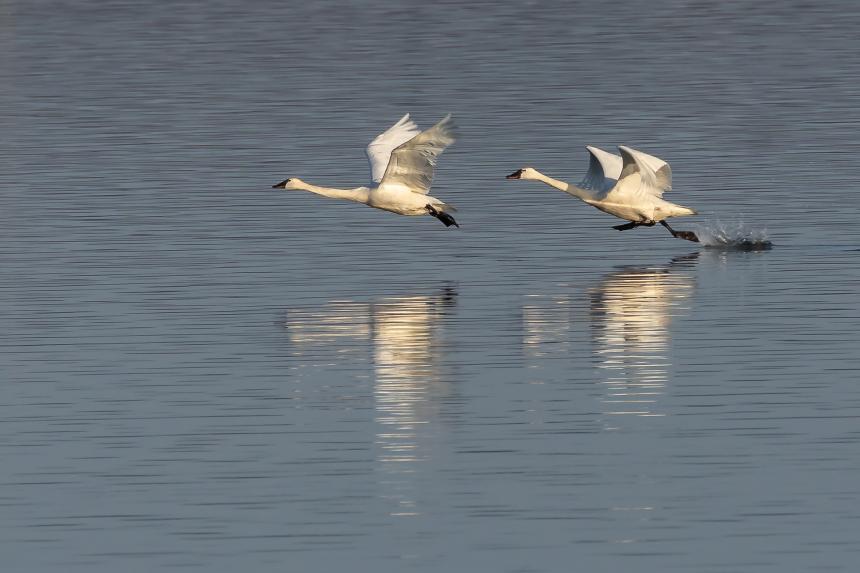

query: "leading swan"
left=507, top=146, right=699, bottom=242
left=273, top=114, right=459, bottom=227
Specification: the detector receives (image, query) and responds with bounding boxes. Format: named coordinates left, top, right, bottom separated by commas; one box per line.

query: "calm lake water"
left=3, top=1, right=860, bottom=571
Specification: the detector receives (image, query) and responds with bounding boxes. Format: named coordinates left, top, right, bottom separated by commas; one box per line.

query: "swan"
left=272, top=114, right=459, bottom=227
left=506, top=145, right=699, bottom=242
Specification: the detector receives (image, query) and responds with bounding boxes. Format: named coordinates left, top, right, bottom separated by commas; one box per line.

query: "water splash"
left=693, top=218, right=773, bottom=250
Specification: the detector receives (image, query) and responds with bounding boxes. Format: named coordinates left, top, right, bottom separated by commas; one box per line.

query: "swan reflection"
left=520, top=255, right=697, bottom=424
left=522, top=294, right=577, bottom=357
left=282, top=286, right=457, bottom=516
left=590, top=254, right=697, bottom=423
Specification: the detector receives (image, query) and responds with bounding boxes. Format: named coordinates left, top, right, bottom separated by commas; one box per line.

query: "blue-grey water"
left=3, top=1, right=860, bottom=571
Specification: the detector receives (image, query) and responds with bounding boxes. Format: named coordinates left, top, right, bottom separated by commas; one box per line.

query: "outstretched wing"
left=365, top=114, right=422, bottom=184
left=580, top=145, right=623, bottom=195
left=610, top=145, right=673, bottom=199
left=379, top=114, right=457, bottom=195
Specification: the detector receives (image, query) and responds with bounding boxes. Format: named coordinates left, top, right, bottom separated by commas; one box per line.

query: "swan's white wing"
left=613, top=145, right=673, bottom=199
left=379, top=114, right=456, bottom=195
left=366, top=114, right=422, bottom=184
left=580, top=145, right=623, bottom=194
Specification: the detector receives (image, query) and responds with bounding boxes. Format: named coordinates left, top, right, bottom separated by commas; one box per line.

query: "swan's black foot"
left=660, top=220, right=699, bottom=242
left=613, top=221, right=640, bottom=231
left=673, top=230, right=699, bottom=242
left=426, top=205, right=459, bottom=228
left=613, top=221, right=654, bottom=231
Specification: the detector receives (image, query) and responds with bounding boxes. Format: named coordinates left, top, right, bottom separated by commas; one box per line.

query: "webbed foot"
left=426, top=205, right=459, bottom=228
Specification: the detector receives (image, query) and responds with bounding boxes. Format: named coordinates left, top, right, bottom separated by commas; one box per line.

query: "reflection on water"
left=282, top=286, right=457, bottom=516
left=520, top=255, right=698, bottom=427
left=590, top=254, right=698, bottom=425
left=371, top=288, right=456, bottom=517
left=522, top=294, right=577, bottom=358
left=282, top=302, right=371, bottom=347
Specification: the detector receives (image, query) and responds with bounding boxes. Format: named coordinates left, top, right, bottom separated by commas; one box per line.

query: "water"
left=3, top=1, right=860, bottom=571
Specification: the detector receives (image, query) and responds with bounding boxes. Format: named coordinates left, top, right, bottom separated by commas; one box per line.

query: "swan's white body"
left=274, top=114, right=458, bottom=226
left=508, top=145, right=697, bottom=226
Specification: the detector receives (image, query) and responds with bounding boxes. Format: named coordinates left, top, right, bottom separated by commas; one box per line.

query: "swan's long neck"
left=298, top=182, right=370, bottom=204
left=531, top=170, right=597, bottom=202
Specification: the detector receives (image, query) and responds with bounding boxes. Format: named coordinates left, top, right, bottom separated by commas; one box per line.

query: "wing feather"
left=379, top=114, right=456, bottom=195
left=611, top=145, right=673, bottom=199
left=365, top=114, right=422, bottom=184
left=580, top=146, right=623, bottom=195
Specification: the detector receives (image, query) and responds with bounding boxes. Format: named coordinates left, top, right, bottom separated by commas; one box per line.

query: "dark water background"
left=3, top=1, right=860, bottom=571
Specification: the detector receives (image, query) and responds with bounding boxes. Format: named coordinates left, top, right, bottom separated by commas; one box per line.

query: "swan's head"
left=506, top=167, right=539, bottom=180
left=272, top=178, right=304, bottom=190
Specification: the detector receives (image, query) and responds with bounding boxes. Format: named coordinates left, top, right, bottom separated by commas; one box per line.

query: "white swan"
left=507, top=146, right=699, bottom=241
left=273, top=114, right=459, bottom=227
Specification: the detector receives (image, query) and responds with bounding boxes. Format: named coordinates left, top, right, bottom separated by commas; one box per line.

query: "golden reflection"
left=281, top=286, right=457, bottom=516
left=283, top=301, right=371, bottom=344
left=522, top=294, right=576, bottom=357
left=589, top=254, right=698, bottom=424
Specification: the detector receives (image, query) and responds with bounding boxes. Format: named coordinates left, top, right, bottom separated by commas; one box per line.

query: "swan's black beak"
left=506, top=169, right=523, bottom=180
left=272, top=180, right=289, bottom=189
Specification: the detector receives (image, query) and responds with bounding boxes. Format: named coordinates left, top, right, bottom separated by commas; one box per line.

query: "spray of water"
left=693, top=217, right=773, bottom=250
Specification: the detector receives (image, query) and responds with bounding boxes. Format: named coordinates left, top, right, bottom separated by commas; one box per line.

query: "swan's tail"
left=433, top=201, right=457, bottom=213
left=670, top=205, right=697, bottom=217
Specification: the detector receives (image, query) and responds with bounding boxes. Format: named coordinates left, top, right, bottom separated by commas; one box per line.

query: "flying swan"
left=506, top=146, right=699, bottom=242
left=273, top=114, right=459, bottom=227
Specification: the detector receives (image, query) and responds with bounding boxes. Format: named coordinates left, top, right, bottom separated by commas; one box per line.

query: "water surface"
left=3, top=1, right=860, bottom=571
